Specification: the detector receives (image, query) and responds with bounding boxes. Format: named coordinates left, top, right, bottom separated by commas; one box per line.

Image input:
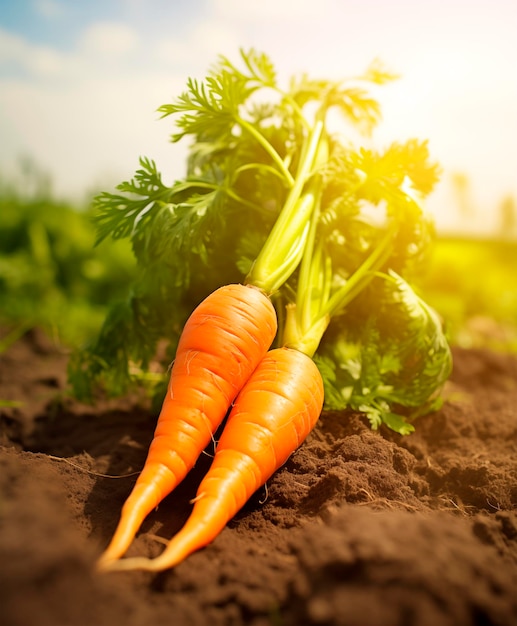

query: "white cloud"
left=152, top=18, right=242, bottom=73
left=0, top=20, right=143, bottom=80
left=153, top=39, right=186, bottom=65
left=79, top=22, right=140, bottom=58
left=0, top=22, right=187, bottom=198
left=0, top=28, right=27, bottom=64
left=213, top=0, right=332, bottom=20
left=0, top=71, right=187, bottom=197
left=188, top=20, right=242, bottom=58
left=33, top=0, right=65, bottom=19
left=0, top=27, right=70, bottom=77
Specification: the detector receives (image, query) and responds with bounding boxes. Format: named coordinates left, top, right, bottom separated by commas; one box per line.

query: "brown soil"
left=1, top=328, right=517, bottom=626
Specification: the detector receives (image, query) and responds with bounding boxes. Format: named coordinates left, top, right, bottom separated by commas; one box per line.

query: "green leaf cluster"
left=314, top=272, right=452, bottom=434
left=72, top=49, right=452, bottom=434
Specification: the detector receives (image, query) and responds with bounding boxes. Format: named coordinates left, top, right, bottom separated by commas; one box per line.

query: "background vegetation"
left=0, top=161, right=135, bottom=351
left=418, top=236, right=517, bottom=353
left=1, top=161, right=515, bottom=360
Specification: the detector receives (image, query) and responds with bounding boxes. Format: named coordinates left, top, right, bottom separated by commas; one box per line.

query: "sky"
left=0, top=0, right=516, bottom=235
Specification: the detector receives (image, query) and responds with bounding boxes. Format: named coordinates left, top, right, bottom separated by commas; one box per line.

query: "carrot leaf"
left=313, top=272, right=452, bottom=434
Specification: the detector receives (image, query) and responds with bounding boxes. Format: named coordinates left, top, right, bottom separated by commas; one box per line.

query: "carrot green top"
left=73, top=49, right=452, bottom=434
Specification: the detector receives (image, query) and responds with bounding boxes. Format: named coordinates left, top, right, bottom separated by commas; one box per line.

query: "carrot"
left=100, top=346, right=324, bottom=572
left=97, top=283, right=277, bottom=568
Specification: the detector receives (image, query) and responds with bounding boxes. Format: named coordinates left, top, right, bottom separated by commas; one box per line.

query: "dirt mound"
left=1, top=328, right=516, bottom=626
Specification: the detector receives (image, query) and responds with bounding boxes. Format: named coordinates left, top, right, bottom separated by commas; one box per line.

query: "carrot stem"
left=245, top=120, right=326, bottom=294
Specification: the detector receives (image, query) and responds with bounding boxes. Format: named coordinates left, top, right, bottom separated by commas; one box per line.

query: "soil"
left=1, top=327, right=516, bottom=626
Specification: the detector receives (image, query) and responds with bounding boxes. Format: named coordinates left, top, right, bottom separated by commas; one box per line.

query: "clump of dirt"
left=1, top=328, right=516, bottom=626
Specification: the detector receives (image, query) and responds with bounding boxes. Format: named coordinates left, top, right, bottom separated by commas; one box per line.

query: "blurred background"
left=1, top=0, right=516, bottom=353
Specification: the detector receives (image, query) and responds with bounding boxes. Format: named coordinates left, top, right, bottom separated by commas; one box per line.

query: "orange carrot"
left=100, top=346, right=324, bottom=572
left=97, top=283, right=277, bottom=569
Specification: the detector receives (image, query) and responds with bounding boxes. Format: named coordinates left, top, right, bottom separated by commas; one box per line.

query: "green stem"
left=233, top=162, right=290, bottom=185
left=282, top=219, right=398, bottom=358
left=224, top=188, right=269, bottom=215
left=295, top=182, right=323, bottom=330
left=176, top=178, right=275, bottom=217
left=281, top=187, right=333, bottom=358
left=237, top=117, right=294, bottom=187
left=322, top=222, right=398, bottom=318
left=280, top=93, right=312, bottom=132
left=172, top=178, right=218, bottom=191
left=245, top=120, right=325, bottom=294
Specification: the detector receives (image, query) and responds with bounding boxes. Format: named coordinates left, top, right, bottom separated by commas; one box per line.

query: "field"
left=419, top=236, right=517, bottom=353
left=1, top=190, right=517, bottom=625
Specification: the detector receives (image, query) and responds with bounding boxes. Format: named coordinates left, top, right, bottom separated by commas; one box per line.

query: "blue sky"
left=0, top=1, right=199, bottom=49
left=1, top=0, right=516, bottom=234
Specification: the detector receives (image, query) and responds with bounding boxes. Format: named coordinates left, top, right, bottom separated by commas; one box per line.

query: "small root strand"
left=48, top=455, right=140, bottom=479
